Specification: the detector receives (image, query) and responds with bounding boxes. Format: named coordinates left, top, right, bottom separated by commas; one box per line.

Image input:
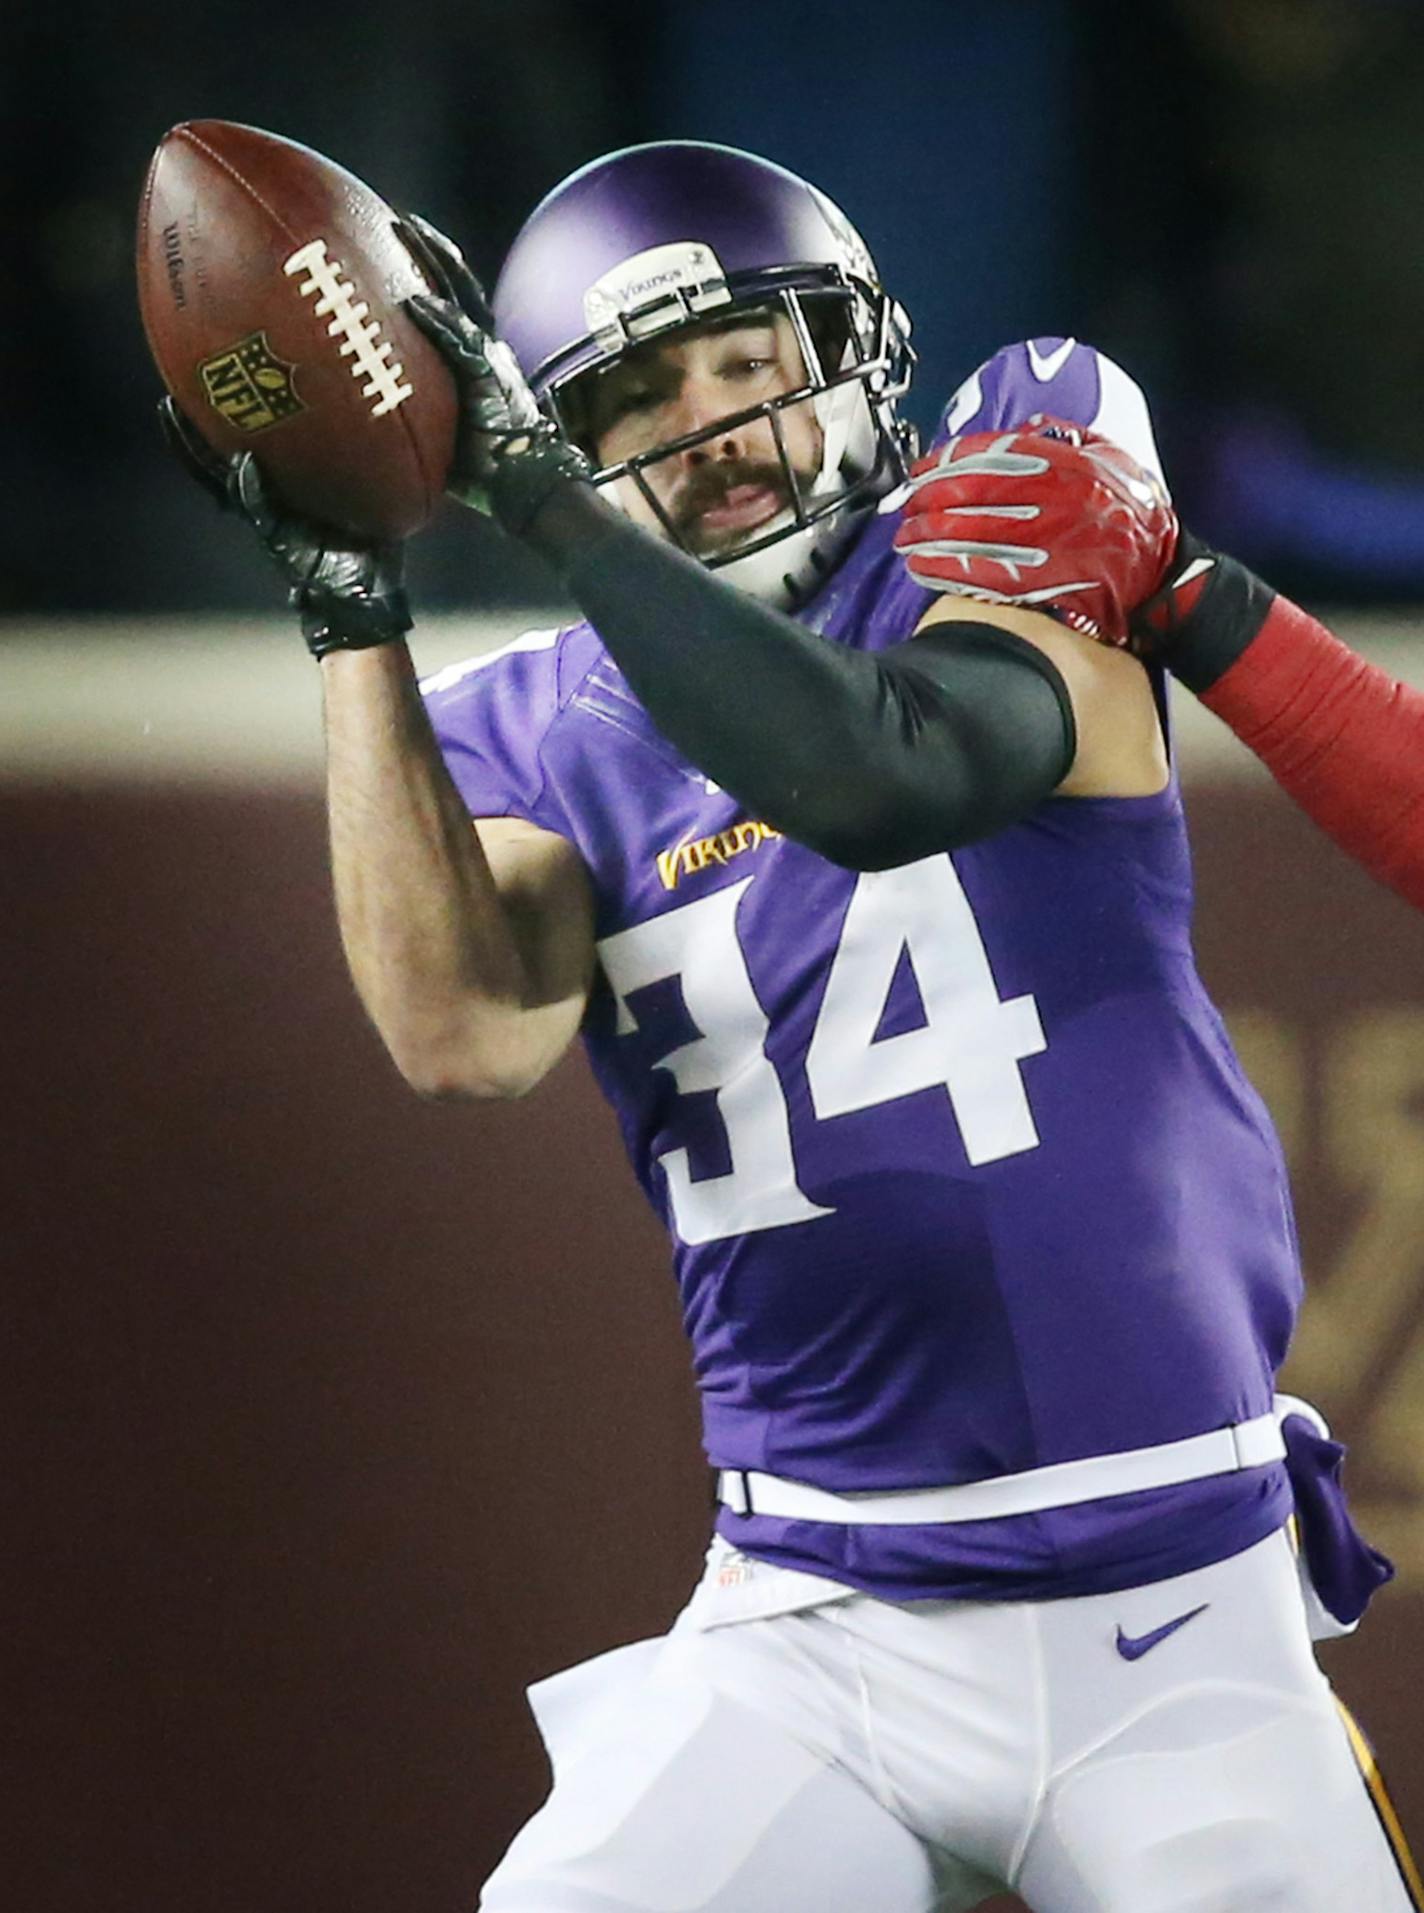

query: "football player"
left=163, top=143, right=1418, bottom=1911
left=893, top=339, right=1424, bottom=915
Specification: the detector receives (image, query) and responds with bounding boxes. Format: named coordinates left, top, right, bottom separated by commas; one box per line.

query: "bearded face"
left=574, top=311, right=825, bottom=557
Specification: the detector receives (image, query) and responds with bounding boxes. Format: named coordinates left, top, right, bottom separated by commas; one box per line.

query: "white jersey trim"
left=418, top=625, right=564, bottom=696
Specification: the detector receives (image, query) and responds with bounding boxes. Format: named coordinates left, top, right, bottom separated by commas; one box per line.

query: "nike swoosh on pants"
left=1114, top=1602, right=1210, bottom=1661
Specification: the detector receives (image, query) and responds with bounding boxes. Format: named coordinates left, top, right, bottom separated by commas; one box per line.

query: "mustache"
left=670, top=459, right=790, bottom=533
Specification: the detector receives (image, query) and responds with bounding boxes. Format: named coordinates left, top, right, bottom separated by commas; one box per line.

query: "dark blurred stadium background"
left=5, top=3, right=1424, bottom=1909
left=8, top=0, right=1424, bottom=614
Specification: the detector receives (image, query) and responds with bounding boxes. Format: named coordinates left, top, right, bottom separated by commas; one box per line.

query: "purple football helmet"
left=492, top=141, right=916, bottom=607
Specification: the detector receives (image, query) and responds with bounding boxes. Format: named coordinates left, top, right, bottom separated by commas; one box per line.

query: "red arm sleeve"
left=1202, top=595, right=1424, bottom=911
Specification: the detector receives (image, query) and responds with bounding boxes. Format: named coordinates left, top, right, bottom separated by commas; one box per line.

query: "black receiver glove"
left=158, top=398, right=411, bottom=660
left=398, top=214, right=591, bottom=534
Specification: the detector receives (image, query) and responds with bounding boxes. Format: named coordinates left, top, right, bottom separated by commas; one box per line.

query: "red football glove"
left=892, top=417, right=1180, bottom=644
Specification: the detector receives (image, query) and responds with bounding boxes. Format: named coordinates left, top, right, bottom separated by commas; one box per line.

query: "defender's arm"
left=898, top=418, right=1424, bottom=911
left=1141, top=541, right=1424, bottom=912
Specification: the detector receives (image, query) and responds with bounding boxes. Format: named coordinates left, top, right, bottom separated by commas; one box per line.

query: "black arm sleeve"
left=524, top=483, right=1076, bottom=871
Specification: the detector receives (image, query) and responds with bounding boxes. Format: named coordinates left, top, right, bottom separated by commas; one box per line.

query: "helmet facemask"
left=547, top=274, right=915, bottom=609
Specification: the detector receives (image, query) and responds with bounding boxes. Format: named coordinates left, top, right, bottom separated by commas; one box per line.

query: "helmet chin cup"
left=712, top=499, right=878, bottom=610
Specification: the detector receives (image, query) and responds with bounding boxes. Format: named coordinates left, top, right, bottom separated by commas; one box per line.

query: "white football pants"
left=480, top=1527, right=1419, bottom=1912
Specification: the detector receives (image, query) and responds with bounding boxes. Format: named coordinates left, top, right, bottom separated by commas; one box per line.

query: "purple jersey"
left=939, top=334, right=1168, bottom=482
left=424, top=344, right=1298, bottom=1601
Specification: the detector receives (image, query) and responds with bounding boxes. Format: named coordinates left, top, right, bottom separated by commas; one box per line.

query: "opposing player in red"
left=895, top=376, right=1424, bottom=913
left=162, top=146, right=1418, bottom=1911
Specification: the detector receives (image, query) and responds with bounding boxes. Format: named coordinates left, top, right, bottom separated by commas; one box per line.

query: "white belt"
left=717, top=1412, right=1285, bottom=1525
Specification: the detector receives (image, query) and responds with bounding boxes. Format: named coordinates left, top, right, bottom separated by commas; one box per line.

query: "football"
left=137, top=121, right=457, bottom=540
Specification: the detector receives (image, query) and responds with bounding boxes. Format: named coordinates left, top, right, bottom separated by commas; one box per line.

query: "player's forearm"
left=1198, top=598, right=1424, bottom=911
left=320, top=644, right=555, bottom=1096
left=523, top=484, right=1072, bottom=866
left=1143, top=539, right=1424, bottom=910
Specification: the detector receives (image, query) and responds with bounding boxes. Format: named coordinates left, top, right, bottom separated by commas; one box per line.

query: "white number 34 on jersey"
left=597, top=856, right=1046, bottom=1245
